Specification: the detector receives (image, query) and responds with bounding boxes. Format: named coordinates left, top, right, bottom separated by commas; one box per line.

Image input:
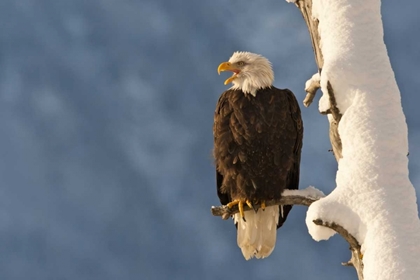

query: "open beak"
left=218, top=62, right=241, bottom=85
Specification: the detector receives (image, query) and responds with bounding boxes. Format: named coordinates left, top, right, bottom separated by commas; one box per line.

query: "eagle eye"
left=237, top=61, right=245, bottom=66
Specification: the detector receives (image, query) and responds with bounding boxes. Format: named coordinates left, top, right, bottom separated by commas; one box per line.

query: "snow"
left=283, top=186, right=325, bottom=200
left=304, top=73, right=320, bottom=92
left=290, top=0, right=420, bottom=279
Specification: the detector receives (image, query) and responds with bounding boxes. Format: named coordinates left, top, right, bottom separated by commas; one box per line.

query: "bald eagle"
left=213, top=52, right=303, bottom=260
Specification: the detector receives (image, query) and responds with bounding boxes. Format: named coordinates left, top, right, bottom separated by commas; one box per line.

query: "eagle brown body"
left=214, top=51, right=303, bottom=260
left=214, top=87, right=303, bottom=228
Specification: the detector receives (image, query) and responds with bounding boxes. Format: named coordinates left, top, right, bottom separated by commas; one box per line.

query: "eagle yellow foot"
left=260, top=201, right=266, bottom=211
left=249, top=200, right=266, bottom=212
left=226, top=199, right=253, bottom=221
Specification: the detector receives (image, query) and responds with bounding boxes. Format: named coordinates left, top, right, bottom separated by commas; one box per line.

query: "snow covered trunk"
left=301, top=0, right=420, bottom=279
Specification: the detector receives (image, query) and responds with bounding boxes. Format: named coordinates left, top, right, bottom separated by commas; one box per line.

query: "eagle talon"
left=245, top=200, right=253, bottom=209
left=248, top=199, right=259, bottom=213
left=227, top=199, right=247, bottom=221
left=251, top=200, right=266, bottom=212
left=238, top=201, right=246, bottom=222
left=226, top=200, right=239, bottom=208
left=261, top=201, right=266, bottom=211
left=252, top=204, right=259, bottom=213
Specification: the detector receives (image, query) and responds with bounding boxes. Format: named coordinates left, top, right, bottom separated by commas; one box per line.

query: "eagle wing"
left=214, top=90, right=232, bottom=206
left=277, top=88, right=303, bottom=227
left=213, top=88, right=303, bottom=227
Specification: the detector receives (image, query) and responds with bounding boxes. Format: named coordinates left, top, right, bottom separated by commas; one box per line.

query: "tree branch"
left=211, top=186, right=364, bottom=279
left=304, top=73, right=320, bottom=107
left=295, top=0, right=323, bottom=71
left=326, top=81, right=343, bottom=161
left=313, top=219, right=364, bottom=279
left=211, top=186, right=324, bottom=219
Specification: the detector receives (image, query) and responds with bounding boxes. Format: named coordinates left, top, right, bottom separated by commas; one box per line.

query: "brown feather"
left=214, top=87, right=303, bottom=228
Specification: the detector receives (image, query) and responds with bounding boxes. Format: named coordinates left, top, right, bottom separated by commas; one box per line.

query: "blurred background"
left=0, top=0, right=418, bottom=279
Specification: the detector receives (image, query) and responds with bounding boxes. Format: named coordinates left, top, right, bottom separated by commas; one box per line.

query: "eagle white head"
left=218, top=51, right=274, bottom=97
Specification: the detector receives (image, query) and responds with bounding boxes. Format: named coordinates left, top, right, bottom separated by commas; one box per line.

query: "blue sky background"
left=0, top=1, right=419, bottom=279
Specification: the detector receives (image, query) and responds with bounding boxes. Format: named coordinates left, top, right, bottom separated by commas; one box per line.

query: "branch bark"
left=325, top=81, right=343, bottom=160
left=313, top=219, right=364, bottom=279
left=212, top=195, right=318, bottom=219
left=212, top=187, right=324, bottom=219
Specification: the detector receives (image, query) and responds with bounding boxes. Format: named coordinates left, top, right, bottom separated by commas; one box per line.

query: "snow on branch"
left=303, top=73, right=320, bottom=107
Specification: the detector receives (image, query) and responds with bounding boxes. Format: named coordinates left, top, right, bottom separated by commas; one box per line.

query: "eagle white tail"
left=233, top=205, right=280, bottom=260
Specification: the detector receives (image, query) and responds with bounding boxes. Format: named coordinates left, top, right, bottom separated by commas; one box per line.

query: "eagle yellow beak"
left=218, top=62, right=240, bottom=85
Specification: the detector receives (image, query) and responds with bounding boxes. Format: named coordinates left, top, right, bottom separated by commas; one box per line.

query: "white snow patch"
left=318, top=91, right=330, bottom=113
left=283, top=185, right=325, bottom=200
left=304, top=73, right=320, bottom=91
left=288, top=0, right=420, bottom=279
